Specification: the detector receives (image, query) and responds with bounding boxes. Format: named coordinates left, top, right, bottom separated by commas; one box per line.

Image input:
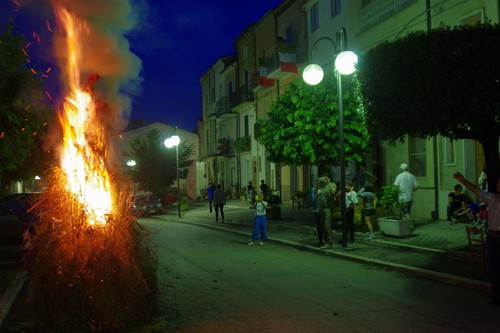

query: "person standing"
left=260, top=180, right=269, bottom=200
left=247, top=181, right=256, bottom=206
left=357, top=184, right=377, bottom=240
left=318, top=177, right=337, bottom=249
left=310, top=180, right=323, bottom=247
left=344, top=181, right=359, bottom=243
left=206, top=181, right=216, bottom=213
left=394, top=163, right=419, bottom=219
left=454, top=172, right=500, bottom=306
left=352, top=161, right=377, bottom=191
left=248, top=193, right=268, bottom=246
left=213, top=184, right=226, bottom=222
left=447, top=184, right=466, bottom=224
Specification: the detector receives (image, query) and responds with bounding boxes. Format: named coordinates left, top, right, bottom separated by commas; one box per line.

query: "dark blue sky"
left=1, top=0, right=282, bottom=132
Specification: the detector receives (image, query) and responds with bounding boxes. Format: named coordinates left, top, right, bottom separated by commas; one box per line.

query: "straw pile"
left=24, top=167, right=158, bottom=333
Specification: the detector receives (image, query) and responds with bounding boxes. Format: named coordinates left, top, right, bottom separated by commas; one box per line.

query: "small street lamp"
left=303, top=50, right=358, bottom=247
left=126, top=159, right=136, bottom=194
left=164, top=135, right=181, bottom=218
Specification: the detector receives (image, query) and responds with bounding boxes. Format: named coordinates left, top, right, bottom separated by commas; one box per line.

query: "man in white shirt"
left=394, top=163, right=419, bottom=219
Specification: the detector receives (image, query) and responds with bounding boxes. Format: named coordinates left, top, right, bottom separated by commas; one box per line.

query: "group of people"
left=206, top=181, right=227, bottom=222
left=446, top=184, right=488, bottom=227
left=205, top=166, right=500, bottom=307
left=246, top=180, right=270, bottom=206
left=310, top=162, right=418, bottom=249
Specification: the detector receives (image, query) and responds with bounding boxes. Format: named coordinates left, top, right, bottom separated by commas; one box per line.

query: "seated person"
left=455, top=198, right=479, bottom=223
left=447, top=184, right=465, bottom=224
left=478, top=202, right=488, bottom=227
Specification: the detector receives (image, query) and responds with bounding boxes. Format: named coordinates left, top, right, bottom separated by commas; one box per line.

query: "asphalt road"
left=141, top=218, right=500, bottom=333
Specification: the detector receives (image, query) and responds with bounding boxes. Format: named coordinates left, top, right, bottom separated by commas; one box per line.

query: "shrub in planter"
left=377, top=185, right=403, bottom=220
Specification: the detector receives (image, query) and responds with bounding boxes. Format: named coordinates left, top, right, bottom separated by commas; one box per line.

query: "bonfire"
left=24, top=4, right=158, bottom=332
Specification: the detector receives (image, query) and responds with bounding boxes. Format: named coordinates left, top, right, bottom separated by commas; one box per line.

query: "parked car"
left=132, top=195, right=163, bottom=217
left=0, top=192, right=39, bottom=245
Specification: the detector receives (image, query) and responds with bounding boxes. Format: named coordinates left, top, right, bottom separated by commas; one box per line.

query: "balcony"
left=230, top=84, right=254, bottom=111
left=359, top=0, right=417, bottom=31
left=205, top=138, right=235, bottom=157
left=216, top=138, right=235, bottom=157
left=208, top=97, right=235, bottom=119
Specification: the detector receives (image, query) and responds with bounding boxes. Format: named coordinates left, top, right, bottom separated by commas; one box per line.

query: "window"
left=244, top=115, right=249, bottom=137
left=310, top=3, right=319, bottom=32
left=331, top=0, right=341, bottom=17
left=459, top=9, right=484, bottom=26
left=409, top=137, right=426, bottom=177
left=286, top=25, right=293, bottom=43
left=445, top=139, right=456, bottom=166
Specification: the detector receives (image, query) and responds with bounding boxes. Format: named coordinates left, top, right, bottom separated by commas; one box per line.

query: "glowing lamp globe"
left=302, top=64, right=324, bottom=85
left=164, top=135, right=180, bottom=148
left=335, top=51, right=358, bottom=75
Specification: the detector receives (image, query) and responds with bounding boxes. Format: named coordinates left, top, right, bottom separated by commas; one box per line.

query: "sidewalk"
left=165, top=198, right=490, bottom=293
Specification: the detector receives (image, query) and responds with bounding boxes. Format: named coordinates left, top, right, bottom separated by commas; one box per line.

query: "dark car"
left=132, top=195, right=163, bottom=217
left=0, top=192, right=38, bottom=245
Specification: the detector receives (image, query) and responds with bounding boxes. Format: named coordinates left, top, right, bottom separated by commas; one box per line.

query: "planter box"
left=378, top=217, right=413, bottom=237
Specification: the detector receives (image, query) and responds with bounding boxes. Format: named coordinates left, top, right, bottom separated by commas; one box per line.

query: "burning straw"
left=24, top=168, right=158, bottom=332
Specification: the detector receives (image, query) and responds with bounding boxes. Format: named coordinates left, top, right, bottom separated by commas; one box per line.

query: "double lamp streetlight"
left=164, top=134, right=181, bottom=218
left=302, top=50, right=358, bottom=248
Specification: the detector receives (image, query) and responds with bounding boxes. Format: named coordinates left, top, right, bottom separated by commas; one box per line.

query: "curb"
left=165, top=217, right=490, bottom=294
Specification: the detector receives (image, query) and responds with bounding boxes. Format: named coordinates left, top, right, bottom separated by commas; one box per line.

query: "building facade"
left=200, top=0, right=500, bottom=218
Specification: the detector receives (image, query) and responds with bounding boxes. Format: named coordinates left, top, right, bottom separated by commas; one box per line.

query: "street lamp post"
left=164, top=135, right=181, bottom=218
left=303, top=50, right=358, bottom=247
left=126, top=159, right=136, bottom=194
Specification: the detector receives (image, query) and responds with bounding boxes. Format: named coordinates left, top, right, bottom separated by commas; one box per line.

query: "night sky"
left=0, top=0, right=283, bottom=133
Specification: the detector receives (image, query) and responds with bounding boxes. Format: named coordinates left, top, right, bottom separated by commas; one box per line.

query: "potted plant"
left=377, top=186, right=412, bottom=237
left=234, top=136, right=251, bottom=153
left=378, top=185, right=403, bottom=220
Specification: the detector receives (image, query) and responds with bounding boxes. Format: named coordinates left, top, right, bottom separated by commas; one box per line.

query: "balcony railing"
left=215, top=97, right=233, bottom=116
left=206, top=138, right=235, bottom=157
left=230, top=84, right=254, bottom=108
left=359, top=0, right=417, bottom=31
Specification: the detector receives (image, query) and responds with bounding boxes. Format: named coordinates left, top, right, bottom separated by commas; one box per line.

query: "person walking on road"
left=394, top=163, right=419, bottom=218
left=206, top=181, right=216, bottom=213
left=213, top=184, right=226, bottom=223
left=454, top=171, right=500, bottom=306
left=248, top=193, right=268, bottom=246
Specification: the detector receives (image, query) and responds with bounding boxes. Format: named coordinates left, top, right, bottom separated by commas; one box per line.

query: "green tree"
left=0, top=24, right=54, bottom=190
left=357, top=23, right=500, bottom=191
left=127, top=128, right=195, bottom=199
left=256, top=74, right=370, bottom=170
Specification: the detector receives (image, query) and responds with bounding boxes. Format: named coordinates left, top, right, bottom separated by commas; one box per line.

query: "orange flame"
left=56, top=6, right=113, bottom=225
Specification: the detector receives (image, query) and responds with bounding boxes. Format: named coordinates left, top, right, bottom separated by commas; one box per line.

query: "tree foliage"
left=256, top=73, right=370, bottom=170
left=357, top=23, right=500, bottom=190
left=0, top=24, right=54, bottom=187
left=127, top=128, right=195, bottom=199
